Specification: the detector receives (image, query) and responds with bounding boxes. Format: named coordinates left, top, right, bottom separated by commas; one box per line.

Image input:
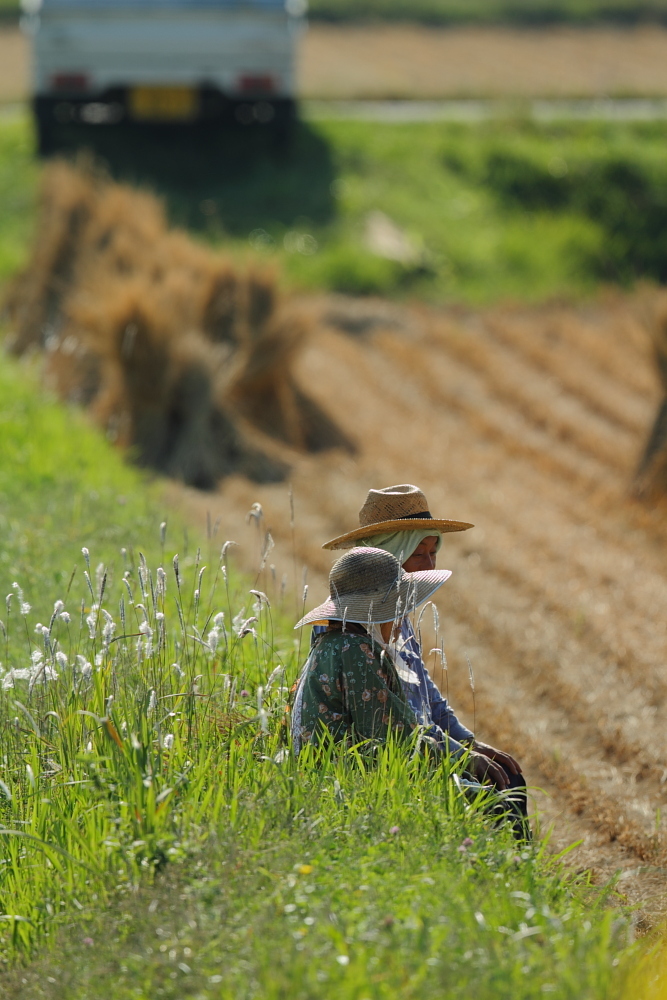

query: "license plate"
left=129, top=86, right=198, bottom=122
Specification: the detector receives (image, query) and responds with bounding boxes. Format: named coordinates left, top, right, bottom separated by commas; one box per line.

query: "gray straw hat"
left=294, top=546, right=451, bottom=629
left=322, top=484, right=473, bottom=550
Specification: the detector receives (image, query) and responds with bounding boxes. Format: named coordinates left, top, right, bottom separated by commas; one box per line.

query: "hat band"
left=397, top=510, right=432, bottom=520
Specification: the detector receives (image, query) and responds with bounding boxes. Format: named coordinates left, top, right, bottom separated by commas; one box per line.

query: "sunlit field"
left=0, top=354, right=636, bottom=998
left=2, top=91, right=667, bottom=996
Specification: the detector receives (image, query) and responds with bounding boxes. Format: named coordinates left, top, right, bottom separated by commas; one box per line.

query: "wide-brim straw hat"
left=322, top=484, right=474, bottom=550
left=294, top=546, right=452, bottom=629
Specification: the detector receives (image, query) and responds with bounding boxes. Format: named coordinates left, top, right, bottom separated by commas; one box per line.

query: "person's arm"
left=401, top=621, right=475, bottom=742
left=341, top=638, right=418, bottom=743
left=427, top=685, right=475, bottom=743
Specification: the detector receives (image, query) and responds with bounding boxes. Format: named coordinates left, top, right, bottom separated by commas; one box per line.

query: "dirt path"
left=7, top=23, right=667, bottom=104
left=300, top=24, right=667, bottom=99
left=173, top=291, right=667, bottom=927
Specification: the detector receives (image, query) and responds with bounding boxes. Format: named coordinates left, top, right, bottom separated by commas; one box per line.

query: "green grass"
left=0, top=118, right=37, bottom=294
left=7, top=110, right=667, bottom=300
left=5, top=0, right=667, bottom=25
left=308, top=0, right=667, bottom=25
left=0, top=351, right=636, bottom=998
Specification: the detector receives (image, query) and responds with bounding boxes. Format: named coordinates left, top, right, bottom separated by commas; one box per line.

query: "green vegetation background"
left=5, top=0, right=667, bottom=24
left=14, top=112, right=667, bottom=303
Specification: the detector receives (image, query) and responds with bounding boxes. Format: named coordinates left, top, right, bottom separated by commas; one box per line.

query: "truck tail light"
left=51, top=73, right=90, bottom=93
left=237, top=74, right=275, bottom=95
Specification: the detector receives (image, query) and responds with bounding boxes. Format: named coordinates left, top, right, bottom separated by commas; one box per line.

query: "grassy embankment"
left=0, top=348, right=634, bottom=999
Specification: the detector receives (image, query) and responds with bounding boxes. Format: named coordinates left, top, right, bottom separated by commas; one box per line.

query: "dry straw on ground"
left=4, top=160, right=349, bottom=488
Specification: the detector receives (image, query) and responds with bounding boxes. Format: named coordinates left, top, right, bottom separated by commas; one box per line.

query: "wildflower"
left=31, top=649, right=43, bottom=666
left=297, top=864, right=313, bottom=875
left=206, top=626, right=222, bottom=654
left=53, top=600, right=64, bottom=615
left=55, top=651, right=68, bottom=669
left=250, top=589, right=271, bottom=615
left=389, top=826, right=400, bottom=835
left=246, top=502, right=263, bottom=525
left=458, top=837, right=474, bottom=852
left=156, top=566, right=167, bottom=598
left=95, top=563, right=106, bottom=599
left=2, top=668, right=32, bottom=690
left=240, top=689, right=250, bottom=698
left=336, top=955, right=349, bottom=967
left=75, top=655, right=93, bottom=685
left=81, top=547, right=90, bottom=568
left=60, top=611, right=71, bottom=624
left=160, top=521, right=167, bottom=545
left=163, top=734, right=174, bottom=750
left=260, top=532, right=274, bottom=570
left=257, top=686, right=268, bottom=733
left=82, top=938, right=94, bottom=946
left=233, top=610, right=257, bottom=638
left=137, top=620, right=153, bottom=659
left=147, top=689, right=157, bottom=715
left=86, top=605, right=99, bottom=638
left=265, top=665, right=285, bottom=692
left=172, top=662, right=184, bottom=679
left=220, top=540, right=238, bottom=564
left=101, top=611, right=116, bottom=649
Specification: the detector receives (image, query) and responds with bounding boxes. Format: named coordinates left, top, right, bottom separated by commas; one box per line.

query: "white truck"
left=21, top=0, right=307, bottom=154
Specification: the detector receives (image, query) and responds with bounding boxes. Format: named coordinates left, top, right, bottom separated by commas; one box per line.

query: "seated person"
left=294, top=547, right=530, bottom=840
left=317, top=484, right=525, bottom=794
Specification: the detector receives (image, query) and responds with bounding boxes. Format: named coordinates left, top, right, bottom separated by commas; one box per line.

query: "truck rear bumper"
left=34, top=86, right=295, bottom=130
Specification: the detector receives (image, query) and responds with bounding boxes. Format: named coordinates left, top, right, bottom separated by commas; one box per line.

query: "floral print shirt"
left=310, top=620, right=474, bottom=756
left=292, top=629, right=418, bottom=752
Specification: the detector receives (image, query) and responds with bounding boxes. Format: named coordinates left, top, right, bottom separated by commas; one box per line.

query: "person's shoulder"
left=316, top=631, right=377, bottom=655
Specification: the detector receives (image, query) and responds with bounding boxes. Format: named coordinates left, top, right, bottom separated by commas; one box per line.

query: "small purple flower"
left=83, top=937, right=94, bottom=946
left=389, top=825, right=400, bottom=835
left=240, top=689, right=250, bottom=698
left=458, top=837, right=474, bottom=852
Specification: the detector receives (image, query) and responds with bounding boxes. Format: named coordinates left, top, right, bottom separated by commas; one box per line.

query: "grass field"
left=309, top=0, right=667, bottom=24
left=0, top=339, right=636, bottom=998
left=5, top=113, right=667, bottom=304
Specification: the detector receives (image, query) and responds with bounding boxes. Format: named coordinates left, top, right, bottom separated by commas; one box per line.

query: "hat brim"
left=322, top=518, right=474, bottom=550
left=294, top=568, right=452, bottom=629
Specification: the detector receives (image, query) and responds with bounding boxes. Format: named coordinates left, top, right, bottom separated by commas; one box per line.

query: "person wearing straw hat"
left=317, top=485, right=526, bottom=799
left=292, top=546, right=457, bottom=754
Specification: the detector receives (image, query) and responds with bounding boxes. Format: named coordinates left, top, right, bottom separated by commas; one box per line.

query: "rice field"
left=174, top=288, right=667, bottom=930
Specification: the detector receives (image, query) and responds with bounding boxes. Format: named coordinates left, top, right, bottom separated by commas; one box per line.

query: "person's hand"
left=467, top=750, right=510, bottom=790
left=472, top=740, right=521, bottom=777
